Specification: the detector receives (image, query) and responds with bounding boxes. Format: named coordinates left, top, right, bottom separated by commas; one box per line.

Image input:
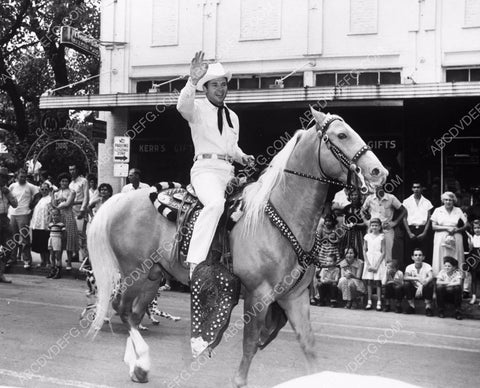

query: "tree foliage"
left=0, top=0, right=100, bottom=172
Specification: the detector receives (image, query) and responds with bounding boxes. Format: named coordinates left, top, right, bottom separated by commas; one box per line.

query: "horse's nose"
left=371, top=167, right=380, bottom=176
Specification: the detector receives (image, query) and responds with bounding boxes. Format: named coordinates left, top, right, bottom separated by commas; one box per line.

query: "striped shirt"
left=49, top=222, right=65, bottom=238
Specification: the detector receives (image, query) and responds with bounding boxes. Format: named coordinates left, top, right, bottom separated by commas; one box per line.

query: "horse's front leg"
left=278, top=287, right=318, bottom=372
left=232, top=292, right=268, bottom=388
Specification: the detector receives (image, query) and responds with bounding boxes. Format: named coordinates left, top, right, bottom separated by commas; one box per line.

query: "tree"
left=0, top=0, right=100, bottom=169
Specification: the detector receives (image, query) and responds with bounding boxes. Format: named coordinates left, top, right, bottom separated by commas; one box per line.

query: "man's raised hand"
left=190, top=51, right=208, bottom=85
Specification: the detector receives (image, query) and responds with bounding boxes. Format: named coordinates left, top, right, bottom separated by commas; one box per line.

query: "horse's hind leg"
left=233, top=293, right=268, bottom=388
left=278, top=288, right=318, bottom=372
left=120, top=276, right=162, bottom=383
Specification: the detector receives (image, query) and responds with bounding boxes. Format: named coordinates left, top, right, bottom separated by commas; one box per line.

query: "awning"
left=39, top=81, right=480, bottom=110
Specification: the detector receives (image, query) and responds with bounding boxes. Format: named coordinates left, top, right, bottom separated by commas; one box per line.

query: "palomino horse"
left=87, top=108, right=388, bottom=386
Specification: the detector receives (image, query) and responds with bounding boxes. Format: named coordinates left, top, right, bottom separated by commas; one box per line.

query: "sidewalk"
left=5, top=251, right=86, bottom=280
left=6, top=252, right=480, bottom=319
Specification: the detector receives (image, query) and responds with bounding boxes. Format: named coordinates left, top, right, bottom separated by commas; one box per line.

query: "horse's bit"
left=284, top=114, right=371, bottom=194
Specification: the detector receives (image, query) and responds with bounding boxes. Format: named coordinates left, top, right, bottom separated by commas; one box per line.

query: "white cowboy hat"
left=196, top=62, right=232, bottom=91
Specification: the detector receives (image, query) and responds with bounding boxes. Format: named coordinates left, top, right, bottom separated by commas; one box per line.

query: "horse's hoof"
left=131, top=366, right=149, bottom=383
left=232, top=375, right=246, bottom=388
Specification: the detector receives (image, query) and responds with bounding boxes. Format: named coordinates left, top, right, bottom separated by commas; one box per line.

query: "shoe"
left=469, top=294, right=477, bottom=305
left=383, top=305, right=391, bottom=312
left=454, top=310, right=463, bottom=320
left=65, top=266, right=72, bottom=271
left=365, top=300, right=372, bottom=310
left=330, top=301, right=337, bottom=308
left=438, top=309, right=445, bottom=318
left=376, top=301, right=382, bottom=311
left=46, top=268, right=56, bottom=278
left=52, top=266, right=61, bottom=279
left=344, top=301, right=352, bottom=309
left=0, top=275, right=12, bottom=283
left=395, top=305, right=403, bottom=314
left=310, top=298, right=317, bottom=306
left=23, top=263, right=31, bottom=269
left=405, top=306, right=415, bottom=315
left=425, top=307, right=433, bottom=317
left=159, top=284, right=171, bottom=292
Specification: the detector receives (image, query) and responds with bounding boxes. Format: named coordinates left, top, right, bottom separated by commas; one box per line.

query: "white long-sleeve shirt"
left=176, top=78, right=247, bottom=163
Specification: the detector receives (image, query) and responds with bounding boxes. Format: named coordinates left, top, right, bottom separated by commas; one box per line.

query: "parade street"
left=1, top=274, right=479, bottom=388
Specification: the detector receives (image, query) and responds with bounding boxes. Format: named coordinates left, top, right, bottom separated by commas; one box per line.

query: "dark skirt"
left=31, top=229, right=50, bottom=253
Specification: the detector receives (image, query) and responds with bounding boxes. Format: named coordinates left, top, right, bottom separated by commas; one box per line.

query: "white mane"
left=242, top=130, right=304, bottom=234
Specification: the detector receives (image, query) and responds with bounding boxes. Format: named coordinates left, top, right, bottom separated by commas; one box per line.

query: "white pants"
left=186, top=159, right=234, bottom=265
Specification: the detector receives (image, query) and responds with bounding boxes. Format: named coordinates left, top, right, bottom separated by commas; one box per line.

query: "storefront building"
left=40, top=0, right=480, bottom=203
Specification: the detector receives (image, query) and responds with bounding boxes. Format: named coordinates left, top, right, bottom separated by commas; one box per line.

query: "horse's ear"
left=310, top=107, right=326, bottom=126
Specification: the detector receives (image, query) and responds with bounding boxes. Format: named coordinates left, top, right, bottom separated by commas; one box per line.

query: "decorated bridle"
left=284, top=114, right=371, bottom=194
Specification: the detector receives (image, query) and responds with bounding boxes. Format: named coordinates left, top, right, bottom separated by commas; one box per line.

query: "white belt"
left=194, top=153, right=233, bottom=164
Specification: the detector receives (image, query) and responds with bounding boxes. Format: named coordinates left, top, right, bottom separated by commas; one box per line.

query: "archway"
left=25, top=124, right=97, bottom=179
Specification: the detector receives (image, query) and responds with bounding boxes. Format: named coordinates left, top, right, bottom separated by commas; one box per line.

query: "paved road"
left=0, top=274, right=479, bottom=388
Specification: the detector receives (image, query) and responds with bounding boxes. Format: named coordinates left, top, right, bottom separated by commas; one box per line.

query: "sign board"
left=0, top=143, right=7, bottom=153
left=113, top=136, right=130, bottom=163
left=60, top=26, right=100, bottom=58
left=91, top=119, right=107, bottom=142
left=113, top=163, right=129, bottom=177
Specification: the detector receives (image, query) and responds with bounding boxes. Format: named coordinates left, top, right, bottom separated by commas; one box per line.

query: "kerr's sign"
left=60, top=26, right=100, bottom=58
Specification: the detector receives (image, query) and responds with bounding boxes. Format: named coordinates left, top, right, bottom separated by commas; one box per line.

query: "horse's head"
left=310, top=108, right=388, bottom=193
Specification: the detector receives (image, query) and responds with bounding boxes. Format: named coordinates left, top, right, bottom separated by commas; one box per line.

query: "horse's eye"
left=338, top=133, right=347, bottom=140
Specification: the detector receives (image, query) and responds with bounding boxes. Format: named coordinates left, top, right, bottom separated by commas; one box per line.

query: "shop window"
left=470, top=69, right=480, bottom=81
left=283, top=76, right=303, bottom=88
left=238, top=77, right=259, bottom=89
left=446, top=69, right=469, bottom=82
left=316, top=73, right=336, bottom=86
left=170, top=79, right=185, bottom=92
left=136, top=81, right=152, bottom=93
left=260, top=76, right=278, bottom=89
left=358, top=72, right=379, bottom=85
left=380, top=72, right=401, bottom=84
left=228, top=78, right=238, bottom=90
left=337, top=72, right=358, bottom=86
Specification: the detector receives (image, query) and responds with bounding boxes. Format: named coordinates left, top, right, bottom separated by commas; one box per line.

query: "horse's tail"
left=87, top=194, right=123, bottom=338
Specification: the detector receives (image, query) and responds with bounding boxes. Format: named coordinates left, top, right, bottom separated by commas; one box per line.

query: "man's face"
left=412, top=250, right=424, bottom=264
left=128, top=170, right=139, bottom=183
left=69, top=165, right=78, bottom=178
left=412, top=184, right=422, bottom=195
left=204, top=77, right=228, bottom=106
left=17, top=172, right=27, bottom=184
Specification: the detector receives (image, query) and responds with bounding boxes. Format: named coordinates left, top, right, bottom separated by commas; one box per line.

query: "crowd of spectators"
left=0, top=165, right=129, bottom=282
left=310, top=182, right=480, bottom=320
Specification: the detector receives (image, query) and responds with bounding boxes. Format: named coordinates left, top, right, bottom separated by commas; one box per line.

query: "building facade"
left=40, top=0, right=480, bottom=202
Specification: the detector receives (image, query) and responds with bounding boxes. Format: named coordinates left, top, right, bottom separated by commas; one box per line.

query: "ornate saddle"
left=149, top=178, right=245, bottom=356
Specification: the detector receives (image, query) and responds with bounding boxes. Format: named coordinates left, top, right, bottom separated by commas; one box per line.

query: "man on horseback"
left=177, top=51, right=254, bottom=277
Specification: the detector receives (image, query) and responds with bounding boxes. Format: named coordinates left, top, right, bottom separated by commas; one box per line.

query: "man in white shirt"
left=177, top=51, right=254, bottom=276
left=362, top=187, right=407, bottom=265
left=121, top=168, right=150, bottom=193
left=9, top=168, right=38, bottom=268
left=402, top=182, right=434, bottom=264
left=403, top=248, right=434, bottom=316
left=68, top=164, right=89, bottom=263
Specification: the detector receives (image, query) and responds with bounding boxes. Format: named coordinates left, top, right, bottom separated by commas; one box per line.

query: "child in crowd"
left=403, top=248, right=434, bottom=316
left=467, top=220, right=480, bottom=306
left=317, top=214, right=340, bottom=266
left=362, top=218, right=386, bottom=311
left=338, top=247, right=365, bottom=309
left=317, top=254, right=340, bottom=307
left=436, top=256, right=464, bottom=319
left=46, top=208, right=65, bottom=279
left=383, top=260, right=404, bottom=313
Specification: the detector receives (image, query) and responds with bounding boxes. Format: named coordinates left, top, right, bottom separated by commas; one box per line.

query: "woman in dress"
left=30, top=183, right=52, bottom=267
left=51, top=173, right=78, bottom=270
left=339, top=190, right=367, bottom=261
left=338, top=247, right=365, bottom=309
left=431, top=191, right=468, bottom=276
